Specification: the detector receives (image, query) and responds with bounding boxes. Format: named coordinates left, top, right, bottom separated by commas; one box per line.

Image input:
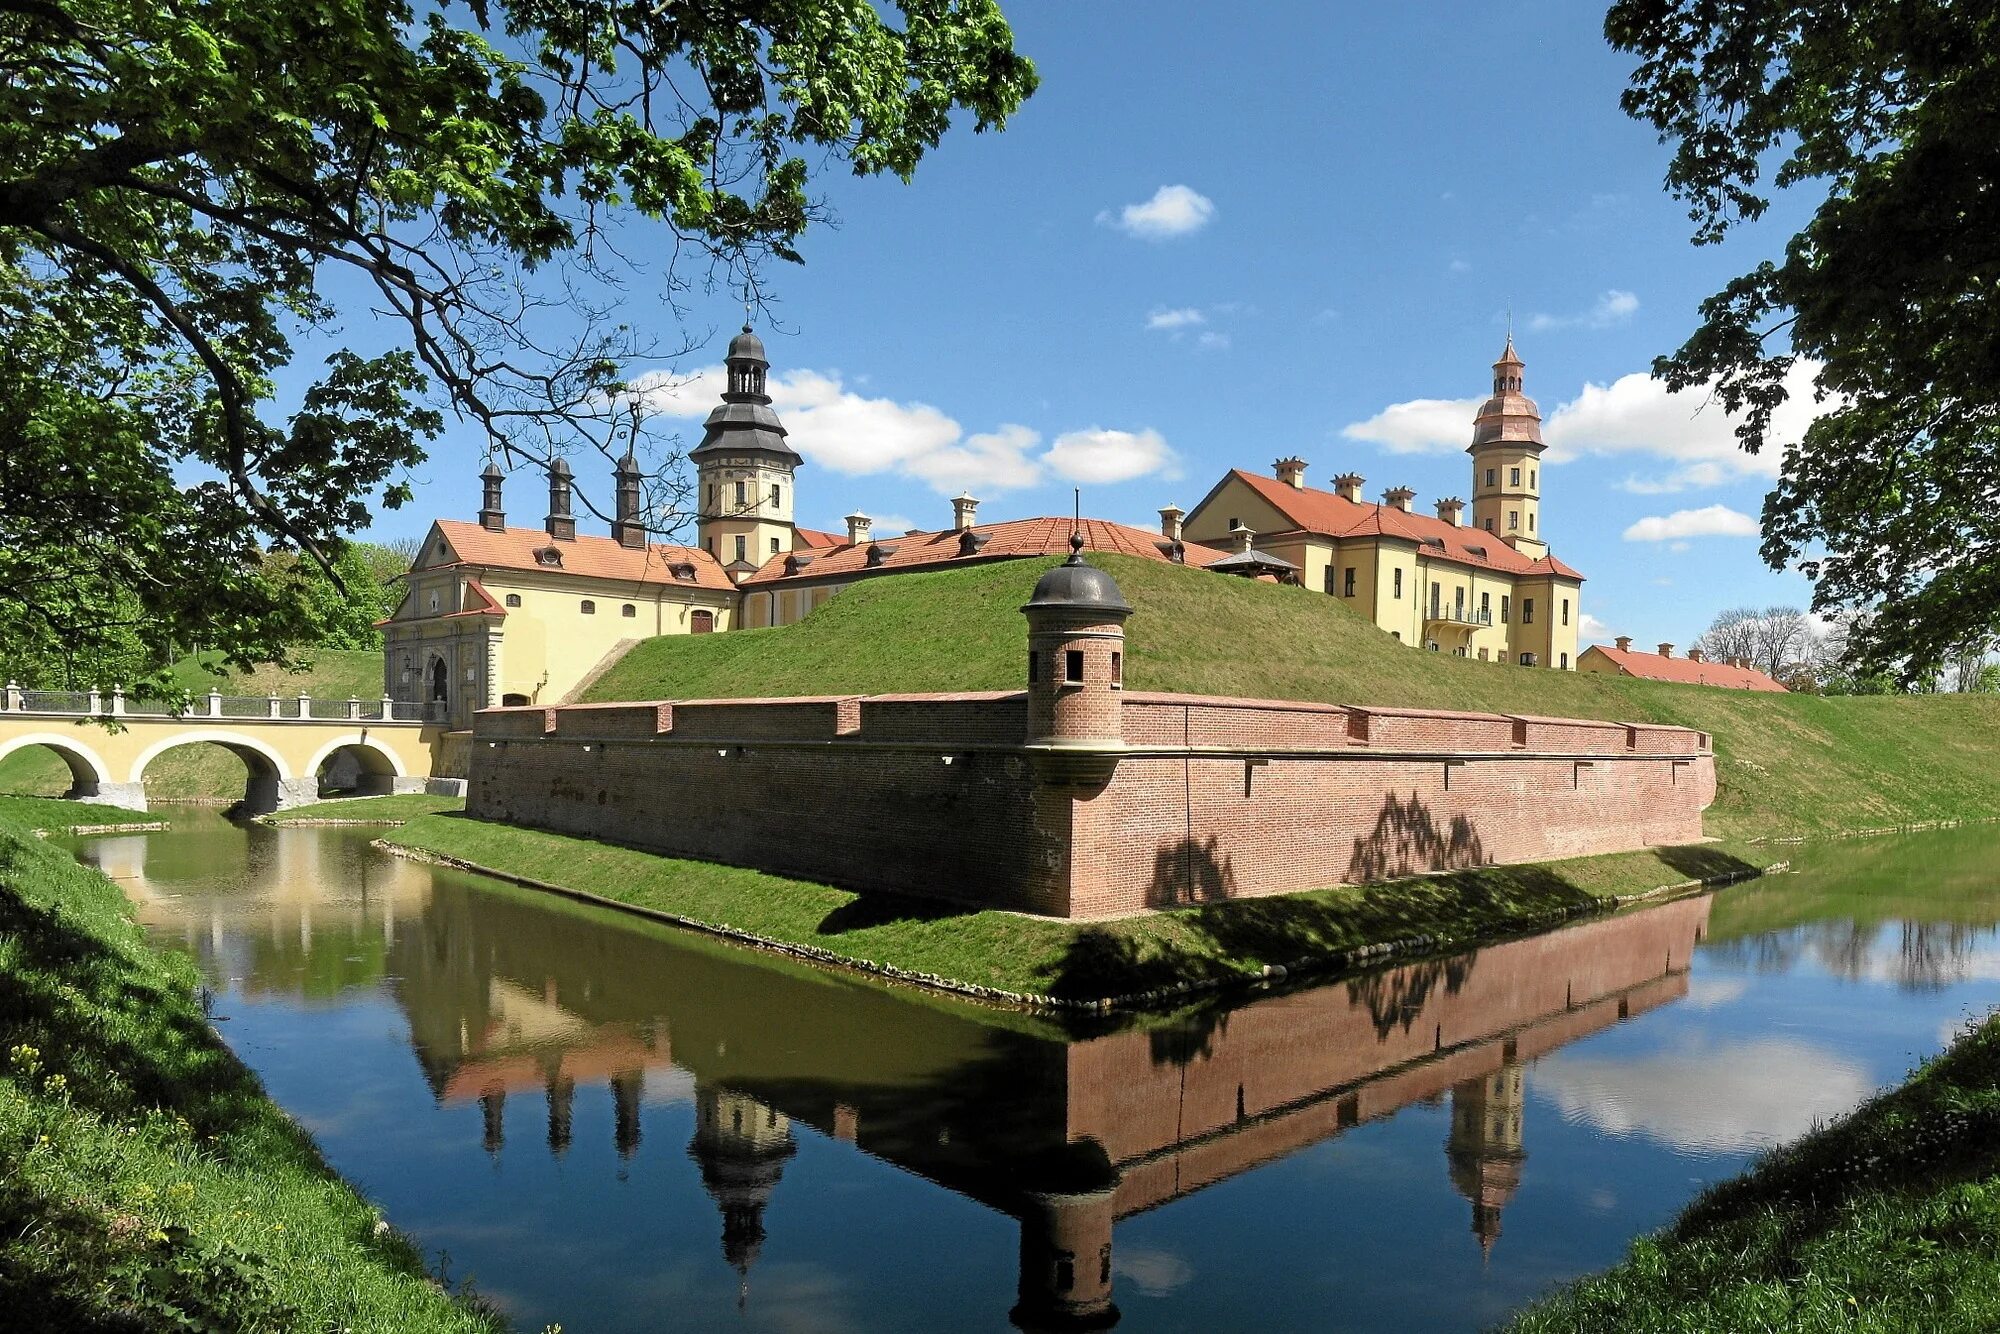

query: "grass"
left=0, top=796, right=167, bottom=834
left=587, top=556, right=2000, bottom=842
left=1509, top=1008, right=2000, bottom=1332
left=0, top=806, right=498, bottom=1331
left=0, top=649, right=386, bottom=802
left=263, top=794, right=464, bottom=825
left=387, top=811, right=1767, bottom=1002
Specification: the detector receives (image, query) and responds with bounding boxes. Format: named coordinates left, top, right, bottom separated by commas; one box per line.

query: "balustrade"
left=0, top=681, right=422, bottom=722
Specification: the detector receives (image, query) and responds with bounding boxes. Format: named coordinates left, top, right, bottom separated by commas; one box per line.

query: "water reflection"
left=83, top=817, right=1741, bottom=1329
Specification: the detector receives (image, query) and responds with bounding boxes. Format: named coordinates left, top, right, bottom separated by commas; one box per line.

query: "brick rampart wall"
left=467, top=691, right=1716, bottom=919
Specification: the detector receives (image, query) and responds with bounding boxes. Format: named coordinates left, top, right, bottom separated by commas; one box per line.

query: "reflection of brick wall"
left=469, top=692, right=1715, bottom=919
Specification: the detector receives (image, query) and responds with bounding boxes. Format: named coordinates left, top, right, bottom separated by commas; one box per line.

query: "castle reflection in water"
left=92, top=825, right=1708, bottom=1331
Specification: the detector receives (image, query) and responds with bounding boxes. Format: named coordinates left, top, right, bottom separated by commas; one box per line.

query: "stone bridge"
left=0, top=685, right=451, bottom=813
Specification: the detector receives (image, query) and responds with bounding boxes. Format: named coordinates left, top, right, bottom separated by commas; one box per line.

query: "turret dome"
left=1022, top=537, right=1132, bottom=615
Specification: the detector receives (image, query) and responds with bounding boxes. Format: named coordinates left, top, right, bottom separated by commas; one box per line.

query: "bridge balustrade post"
left=207, top=690, right=222, bottom=718
left=297, top=691, right=312, bottom=720
left=87, top=688, right=102, bottom=716
left=110, top=686, right=126, bottom=717
left=346, top=696, right=361, bottom=721
left=3, top=681, right=19, bottom=712
left=381, top=693, right=395, bottom=721
left=266, top=693, right=281, bottom=720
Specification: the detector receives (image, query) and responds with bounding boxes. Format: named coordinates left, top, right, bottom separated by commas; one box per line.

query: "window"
left=706, top=483, right=715, bottom=509
left=1561, top=598, right=1570, bottom=626
left=1393, top=568, right=1404, bottom=598
left=1392, top=631, right=1402, bottom=641
left=427, top=591, right=439, bottom=613
left=1110, top=651, right=1123, bottom=686
left=1343, top=567, right=1357, bottom=597
left=1027, top=650, right=1039, bottom=683
left=505, top=593, right=522, bottom=608
left=706, top=536, right=715, bottom=555
left=1226, top=517, right=1239, bottom=530
left=1064, top=649, right=1085, bottom=683
left=1501, top=594, right=1511, bottom=624
left=734, top=480, right=747, bottom=506
left=1480, top=591, right=1491, bottom=619
left=1478, top=647, right=1489, bottom=661
left=691, top=609, right=714, bottom=634
left=1484, top=517, right=1496, bottom=533
left=1520, top=652, right=1537, bottom=666
left=733, top=535, right=746, bottom=563
left=1528, top=512, right=1536, bottom=532
left=502, top=693, right=529, bottom=707
left=1560, top=652, right=1570, bottom=669
left=770, top=537, right=781, bottom=555
left=1323, top=566, right=1336, bottom=594
left=1484, top=467, right=1496, bottom=487
left=1523, top=597, right=1536, bottom=624
left=771, top=483, right=782, bottom=508
left=580, top=600, right=596, bottom=614
left=1510, top=466, right=1521, bottom=486
left=621, top=603, right=636, bottom=618
left=1426, top=640, right=1440, bottom=652
left=1530, top=469, right=1537, bottom=488
left=1429, top=581, right=1441, bottom=617
left=1508, top=510, right=1520, bottom=530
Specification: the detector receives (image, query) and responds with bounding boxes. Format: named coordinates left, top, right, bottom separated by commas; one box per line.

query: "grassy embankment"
left=263, top=794, right=462, bottom=825
left=0, top=798, right=498, bottom=1331
left=385, top=552, right=2000, bottom=1002
left=0, top=650, right=383, bottom=802
left=1511, top=1008, right=2000, bottom=1332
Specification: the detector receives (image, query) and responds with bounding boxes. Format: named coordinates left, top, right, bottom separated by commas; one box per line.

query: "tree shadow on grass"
left=1651, top=843, right=1763, bottom=883
left=816, top=889, right=979, bottom=934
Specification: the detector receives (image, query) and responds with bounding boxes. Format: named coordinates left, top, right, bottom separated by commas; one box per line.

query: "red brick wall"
left=468, top=692, right=1715, bottom=919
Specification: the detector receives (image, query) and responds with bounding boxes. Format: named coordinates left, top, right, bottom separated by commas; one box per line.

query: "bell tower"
left=693, top=325, right=801, bottom=581
left=1467, top=335, right=1548, bottom=558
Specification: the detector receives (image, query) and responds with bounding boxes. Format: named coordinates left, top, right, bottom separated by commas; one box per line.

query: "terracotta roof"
left=1581, top=645, right=1788, bottom=692
left=434, top=520, right=733, bottom=592
left=740, top=516, right=1231, bottom=587
left=1220, top=470, right=1586, bottom=580
left=794, top=527, right=843, bottom=550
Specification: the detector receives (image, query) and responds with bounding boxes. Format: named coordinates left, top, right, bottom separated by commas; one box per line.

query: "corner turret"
left=1022, top=536, right=1130, bottom=788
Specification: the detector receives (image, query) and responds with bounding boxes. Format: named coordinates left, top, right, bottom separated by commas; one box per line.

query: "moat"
left=72, top=814, right=2000, bottom=1332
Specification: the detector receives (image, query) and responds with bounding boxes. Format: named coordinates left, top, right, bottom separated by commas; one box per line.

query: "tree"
left=1750, top=606, right=1813, bottom=682
left=1694, top=607, right=1760, bottom=667
left=2, top=0, right=1035, bottom=696
left=1606, top=1, right=2000, bottom=685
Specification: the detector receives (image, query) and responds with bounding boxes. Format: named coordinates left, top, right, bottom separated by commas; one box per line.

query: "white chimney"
left=1159, top=504, right=1184, bottom=541
left=1435, top=496, right=1465, bottom=526
left=1383, top=486, right=1415, bottom=513
left=1230, top=522, right=1256, bottom=553
left=1333, top=473, right=1365, bottom=503
left=1273, top=457, right=1307, bottom=489
left=1657, top=642, right=1674, bottom=658
left=951, top=493, right=980, bottom=532
left=845, top=511, right=872, bottom=545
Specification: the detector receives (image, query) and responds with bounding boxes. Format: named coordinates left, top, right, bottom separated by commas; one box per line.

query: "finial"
left=1066, top=531, right=1085, bottom=564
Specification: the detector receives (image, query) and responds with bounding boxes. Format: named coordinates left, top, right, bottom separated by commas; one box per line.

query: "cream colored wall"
left=1183, top=476, right=1301, bottom=547
left=477, top=570, right=734, bottom=703
left=699, top=459, right=795, bottom=567
left=1470, top=446, right=1544, bottom=543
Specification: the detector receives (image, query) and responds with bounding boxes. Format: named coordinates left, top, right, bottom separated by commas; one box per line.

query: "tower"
left=1446, top=1061, right=1528, bottom=1261
left=1021, top=536, right=1131, bottom=789
left=688, top=1084, right=796, bottom=1310
left=478, top=459, right=506, bottom=532
left=1467, top=335, right=1547, bottom=558
left=693, top=325, right=801, bottom=581
left=611, top=448, right=646, bottom=550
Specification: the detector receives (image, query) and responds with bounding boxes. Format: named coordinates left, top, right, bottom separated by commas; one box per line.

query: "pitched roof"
left=1218, top=470, right=1585, bottom=580
left=433, top=520, right=734, bottom=592
left=740, top=516, right=1230, bottom=587
left=794, top=527, right=843, bottom=550
left=1582, top=645, right=1788, bottom=692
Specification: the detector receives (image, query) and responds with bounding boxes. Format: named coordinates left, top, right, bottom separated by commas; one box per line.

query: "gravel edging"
left=261, top=817, right=416, bottom=827
left=374, top=836, right=1788, bottom=1014
left=32, top=821, right=172, bottom=838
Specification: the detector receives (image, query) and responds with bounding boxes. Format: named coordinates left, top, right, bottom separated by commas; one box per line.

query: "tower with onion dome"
left=693, top=325, right=802, bottom=581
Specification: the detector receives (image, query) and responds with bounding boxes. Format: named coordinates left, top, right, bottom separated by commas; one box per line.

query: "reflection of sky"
left=110, top=815, right=2000, bottom=1334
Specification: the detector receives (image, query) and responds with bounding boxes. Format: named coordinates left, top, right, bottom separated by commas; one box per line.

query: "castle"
left=383, top=329, right=1585, bottom=727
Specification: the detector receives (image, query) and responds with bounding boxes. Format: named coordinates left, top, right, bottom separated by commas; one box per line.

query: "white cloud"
left=901, top=424, right=1044, bottom=493
left=1339, top=396, right=1484, bottom=455
left=1528, top=289, right=1640, bottom=332
left=1622, top=505, right=1760, bottom=542
left=1113, top=1247, right=1195, bottom=1298
left=1448, top=258, right=1472, bottom=274
left=1579, top=613, right=1615, bottom=644
left=1196, top=330, right=1231, bottom=350
left=1146, top=307, right=1206, bottom=331
left=1098, top=184, right=1215, bottom=239
left=1044, top=427, right=1180, bottom=485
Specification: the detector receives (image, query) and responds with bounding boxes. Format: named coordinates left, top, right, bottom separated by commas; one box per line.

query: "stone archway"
left=304, top=734, right=415, bottom=798
left=0, top=733, right=128, bottom=807
left=128, top=730, right=305, bottom=815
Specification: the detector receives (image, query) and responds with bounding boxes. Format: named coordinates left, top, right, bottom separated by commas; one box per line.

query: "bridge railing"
left=2, top=683, right=427, bottom=723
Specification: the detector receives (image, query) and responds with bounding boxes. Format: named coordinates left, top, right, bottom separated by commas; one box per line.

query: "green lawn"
left=0, top=807, right=498, bottom=1331
left=1510, top=1008, right=2000, bottom=1332
left=587, top=556, right=2000, bottom=843
left=264, top=794, right=463, bottom=825
left=0, top=796, right=167, bottom=833
left=388, top=812, right=1769, bottom=1003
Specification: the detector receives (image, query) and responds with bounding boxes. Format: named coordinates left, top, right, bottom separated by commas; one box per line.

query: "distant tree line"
left=1695, top=607, right=2000, bottom=696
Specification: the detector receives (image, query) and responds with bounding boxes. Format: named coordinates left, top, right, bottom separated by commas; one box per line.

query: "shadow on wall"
left=1347, top=791, right=1487, bottom=884
left=1148, top=835, right=1238, bottom=910
left=1346, top=953, right=1477, bottom=1042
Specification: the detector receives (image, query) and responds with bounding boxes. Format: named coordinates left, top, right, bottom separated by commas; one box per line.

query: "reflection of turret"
left=480, top=1089, right=505, bottom=1154
left=612, top=1071, right=643, bottom=1158
left=1446, top=1060, right=1527, bottom=1260
left=545, top=1068, right=575, bottom=1156
left=1009, top=1140, right=1122, bottom=1332
left=688, top=1086, right=796, bottom=1306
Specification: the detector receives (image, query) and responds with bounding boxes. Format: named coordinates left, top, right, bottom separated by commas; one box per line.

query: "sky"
left=351, top=0, right=1830, bottom=651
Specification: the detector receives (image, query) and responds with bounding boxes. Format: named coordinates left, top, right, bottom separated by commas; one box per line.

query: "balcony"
left=1424, top=606, right=1494, bottom=628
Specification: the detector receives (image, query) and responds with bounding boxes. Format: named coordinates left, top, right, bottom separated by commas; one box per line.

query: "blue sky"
left=363, top=0, right=1829, bottom=650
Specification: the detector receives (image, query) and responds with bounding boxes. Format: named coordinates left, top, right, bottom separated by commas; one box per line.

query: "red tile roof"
left=740, top=516, right=1230, bottom=586
left=434, top=520, right=734, bottom=592
left=794, top=526, right=843, bottom=550
left=1582, top=645, right=1788, bottom=691
left=1220, top=470, right=1585, bottom=580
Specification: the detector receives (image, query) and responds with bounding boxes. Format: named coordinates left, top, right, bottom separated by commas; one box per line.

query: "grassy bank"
left=0, top=649, right=383, bottom=801
left=386, top=812, right=1769, bottom=1003
left=0, top=796, right=169, bottom=835
left=0, top=800, right=498, bottom=1331
left=587, top=556, right=2000, bottom=842
left=263, top=794, right=464, bottom=825
left=1511, top=1008, right=2000, bottom=1332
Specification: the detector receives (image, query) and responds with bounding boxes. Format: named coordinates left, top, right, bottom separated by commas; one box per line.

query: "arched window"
left=504, top=593, right=522, bottom=608
left=691, top=609, right=715, bottom=634
left=580, top=600, right=596, bottom=614
left=621, top=603, right=636, bottom=617
left=428, top=657, right=449, bottom=702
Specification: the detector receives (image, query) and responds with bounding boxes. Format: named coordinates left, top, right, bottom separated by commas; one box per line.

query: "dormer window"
left=535, top=547, right=562, bottom=567
left=669, top=562, right=697, bottom=582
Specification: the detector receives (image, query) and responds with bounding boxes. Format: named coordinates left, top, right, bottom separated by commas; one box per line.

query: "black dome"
left=1023, top=540, right=1132, bottom=615
left=727, top=325, right=767, bottom=364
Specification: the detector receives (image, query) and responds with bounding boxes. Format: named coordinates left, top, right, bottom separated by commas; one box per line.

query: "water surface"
left=75, top=815, right=2000, bottom=1332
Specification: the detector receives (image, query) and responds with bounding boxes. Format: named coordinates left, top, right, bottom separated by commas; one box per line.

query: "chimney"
left=845, top=511, right=872, bottom=546
left=478, top=459, right=506, bottom=533
left=1383, top=486, right=1415, bottom=513
left=1657, top=642, right=1674, bottom=658
left=1333, top=472, right=1365, bottom=503
left=1435, top=496, right=1465, bottom=526
left=1614, top=636, right=1633, bottom=652
left=1230, top=522, right=1256, bottom=554
left=1274, top=457, right=1307, bottom=489
left=545, top=458, right=576, bottom=541
left=952, top=493, right=980, bottom=532
left=611, top=450, right=645, bottom=549
left=1687, top=648, right=1706, bottom=663
left=1158, top=504, right=1184, bottom=542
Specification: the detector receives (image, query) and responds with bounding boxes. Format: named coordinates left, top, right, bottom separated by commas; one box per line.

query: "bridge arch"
left=128, top=730, right=298, bottom=815
left=0, top=732, right=116, bottom=800
left=305, top=733, right=410, bottom=797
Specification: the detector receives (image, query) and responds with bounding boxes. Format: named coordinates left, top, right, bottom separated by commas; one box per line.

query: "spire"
left=692, top=322, right=799, bottom=466
left=478, top=457, right=506, bottom=532
left=1493, top=333, right=1524, bottom=395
